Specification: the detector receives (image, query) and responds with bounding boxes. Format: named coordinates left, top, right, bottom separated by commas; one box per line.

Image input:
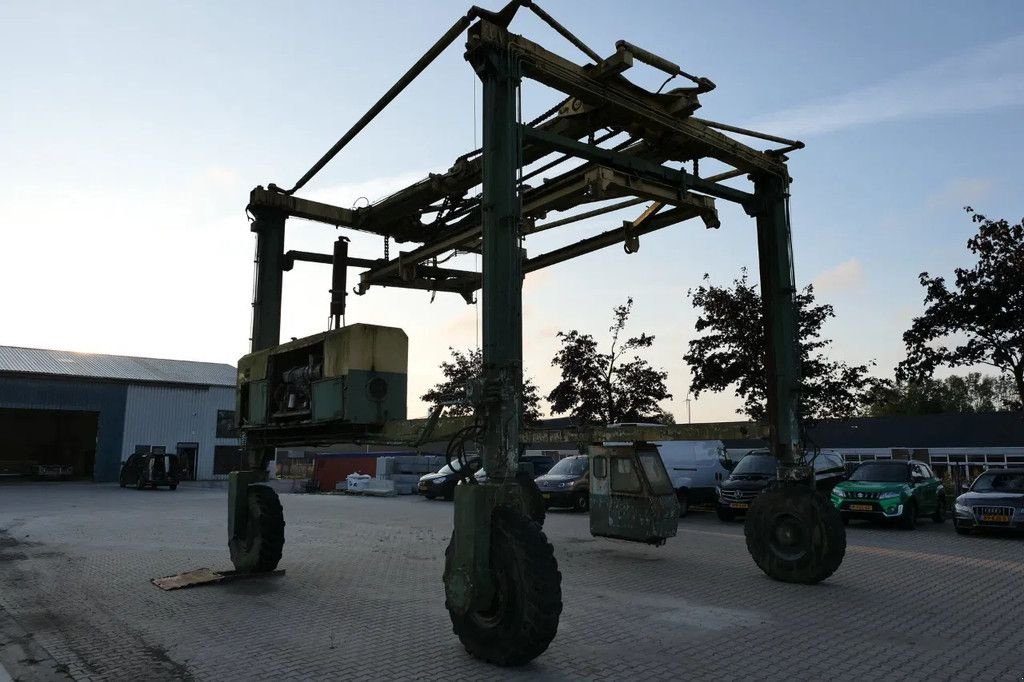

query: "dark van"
left=716, top=449, right=845, bottom=521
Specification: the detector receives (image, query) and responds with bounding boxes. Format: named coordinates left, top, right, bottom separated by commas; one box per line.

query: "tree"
left=683, top=270, right=876, bottom=422
left=897, top=207, right=1024, bottom=411
left=548, top=298, right=671, bottom=424
left=420, top=347, right=542, bottom=424
left=867, top=372, right=1021, bottom=416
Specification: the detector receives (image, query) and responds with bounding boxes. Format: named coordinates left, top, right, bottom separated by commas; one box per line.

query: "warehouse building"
left=0, top=345, right=240, bottom=482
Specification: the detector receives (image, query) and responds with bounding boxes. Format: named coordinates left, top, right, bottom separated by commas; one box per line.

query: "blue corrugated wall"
left=0, top=376, right=127, bottom=482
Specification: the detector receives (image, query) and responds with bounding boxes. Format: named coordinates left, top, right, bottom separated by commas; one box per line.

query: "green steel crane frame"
left=233, top=0, right=847, bottom=666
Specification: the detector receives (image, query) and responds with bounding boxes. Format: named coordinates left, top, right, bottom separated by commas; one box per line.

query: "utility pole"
left=686, top=392, right=692, bottom=424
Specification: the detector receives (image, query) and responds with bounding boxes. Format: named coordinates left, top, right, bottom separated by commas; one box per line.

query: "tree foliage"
left=548, top=298, right=671, bottom=424
left=420, top=347, right=542, bottom=425
left=897, top=208, right=1024, bottom=411
left=683, top=270, right=876, bottom=422
left=866, top=373, right=1021, bottom=416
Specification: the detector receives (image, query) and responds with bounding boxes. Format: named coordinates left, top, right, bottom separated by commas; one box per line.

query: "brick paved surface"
left=0, top=482, right=1022, bottom=681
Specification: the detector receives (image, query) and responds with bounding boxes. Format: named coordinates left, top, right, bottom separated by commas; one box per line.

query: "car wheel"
left=931, top=496, right=945, bottom=523
left=119, top=476, right=126, bottom=489
left=573, top=492, right=589, bottom=513
left=136, top=475, right=145, bottom=491
left=229, top=484, right=286, bottom=573
left=899, top=501, right=917, bottom=530
left=676, top=491, right=689, bottom=518
left=444, top=507, right=561, bottom=666
left=716, top=506, right=735, bottom=522
left=169, top=484, right=177, bottom=491
left=744, top=486, right=846, bottom=584
left=424, top=494, right=436, bottom=501
left=954, top=524, right=971, bottom=536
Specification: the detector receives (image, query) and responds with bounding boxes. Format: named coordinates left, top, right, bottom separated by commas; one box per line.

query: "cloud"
left=925, top=177, right=994, bottom=211
left=747, top=33, right=1024, bottom=137
left=813, top=257, right=864, bottom=292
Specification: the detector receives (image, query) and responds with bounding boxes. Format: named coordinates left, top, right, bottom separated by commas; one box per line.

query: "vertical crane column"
left=230, top=207, right=287, bottom=569
left=753, top=172, right=805, bottom=477
left=474, top=33, right=523, bottom=479
left=745, top=171, right=844, bottom=586
left=250, top=208, right=287, bottom=353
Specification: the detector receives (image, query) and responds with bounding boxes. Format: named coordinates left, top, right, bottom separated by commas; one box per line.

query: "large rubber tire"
left=899, top=501, right=917, bottom=530
left=572, top=492, right=589, bottom=513
left=136, top=475, right=145, bottom=491
left=931, top=496, right=945, bottom=523
left=955, top=524, right=971, bottom=536
left=169, top=484, right=177, bottom=491
left=716, top=506, right=735, bottom=522
left=516, top=472, right=546, bottom=527
left=119, top=477, right=126, bottom=489
left=445, top=507, right=562, bottom=666
left=744, top=486, right=846, bottom=584
left=229, top=484, right=285, bottom=573
left=676, top=490, right=690, bottom=518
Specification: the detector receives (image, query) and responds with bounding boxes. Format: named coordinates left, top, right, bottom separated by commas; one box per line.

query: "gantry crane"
left=226, top=1, right=846, bottom=666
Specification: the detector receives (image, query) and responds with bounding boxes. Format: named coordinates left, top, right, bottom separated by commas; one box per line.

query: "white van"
left=606, top=423, right=728, bottom=517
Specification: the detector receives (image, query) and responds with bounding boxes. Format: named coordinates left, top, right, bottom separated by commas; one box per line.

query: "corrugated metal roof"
left=0, top=345, right=236, bottom=387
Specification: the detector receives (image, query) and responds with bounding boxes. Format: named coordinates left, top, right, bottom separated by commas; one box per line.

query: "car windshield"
left=732, top=454, right=776, bottom=476
left=850, top=463, right=909, bottom=483
left=546, top=457, right=588, bottom=476
left=436, top=458, right=477, bottom=476
left=972, top=472, right=1024, bottom=493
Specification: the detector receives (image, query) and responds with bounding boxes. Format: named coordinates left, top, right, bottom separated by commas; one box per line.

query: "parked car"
left=716, top=449, right=846, bottom=521
left=831, top=460, right=945, bottom=529
left=473, top=453, right=557, bottom=484
left=119, top=453, right=180, bottom=490
left=418, top=456, right=480, bottom=501
left=953, top=467, right=1024, bottom=535
left=534, top=455, right=590, bottom=512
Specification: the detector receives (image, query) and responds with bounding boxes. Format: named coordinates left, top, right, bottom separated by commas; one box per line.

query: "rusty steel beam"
left=470, top=20, right=787, bottom=178
left=523, top=421, right=769, bottom=444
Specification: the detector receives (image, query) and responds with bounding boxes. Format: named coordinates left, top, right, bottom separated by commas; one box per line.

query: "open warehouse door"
left=0, top=408, right=98, bottom=480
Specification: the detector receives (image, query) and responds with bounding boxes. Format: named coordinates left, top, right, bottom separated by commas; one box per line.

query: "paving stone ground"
left=0, top=482, right=1022, bottom=681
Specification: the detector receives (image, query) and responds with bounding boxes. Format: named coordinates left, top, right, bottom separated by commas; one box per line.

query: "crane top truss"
left=246, top=0, right=802, bottom=305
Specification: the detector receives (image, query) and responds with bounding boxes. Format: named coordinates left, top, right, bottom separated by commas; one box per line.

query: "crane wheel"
left=445, top=507, right=562, bottom=666
left=229, top=484, right=285, bottom=573
left=744, top=485, right=845, bottom=584
left=516, top=472, right=546, bottom=527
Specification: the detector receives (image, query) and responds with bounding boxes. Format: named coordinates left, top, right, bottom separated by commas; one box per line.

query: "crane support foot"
left=444, top=506, right=562, bottom=666
left=744, top=484, right=845, bottom=584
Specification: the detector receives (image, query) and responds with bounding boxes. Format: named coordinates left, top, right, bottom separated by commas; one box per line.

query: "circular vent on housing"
left=366, top=376, right=388, bottom=402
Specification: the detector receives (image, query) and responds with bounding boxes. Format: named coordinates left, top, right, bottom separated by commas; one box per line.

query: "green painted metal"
left=250, top=209, right=286, bottom=353
left=248, top=380, right=268, bottom=425
left=470, top=23, right=523, bottom=480
left=753, top=173, right=803, bottom=472
left=588, top=445, right=679, bottom=544
left=311, top=378, right=345, bottom=421
left=345, top=369, right=408, bottom=424
left=447, top=483, right=496, bottom=614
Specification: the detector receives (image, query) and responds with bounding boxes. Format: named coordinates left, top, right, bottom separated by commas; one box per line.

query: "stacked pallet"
left=376, top=455, right=447, bottom=495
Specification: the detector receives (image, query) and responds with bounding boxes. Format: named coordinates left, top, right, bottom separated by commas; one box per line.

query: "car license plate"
left=981, top=514, right=1010, bottom=523
left=730, top=502, right=749, bottom=509
left=542, top=493, right=551, bottom=499
left=850, top=504, right=873, bottom=512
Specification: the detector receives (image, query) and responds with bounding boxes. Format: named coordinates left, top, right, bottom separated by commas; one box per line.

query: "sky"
left=2, top=1, right=1023, bottom=422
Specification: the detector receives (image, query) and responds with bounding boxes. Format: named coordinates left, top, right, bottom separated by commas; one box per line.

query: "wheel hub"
left=769, top=512, right=808, bottom=561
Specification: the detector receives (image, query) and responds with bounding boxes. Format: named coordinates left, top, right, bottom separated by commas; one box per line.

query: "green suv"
left=831, top=460, right=946, bottom=529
